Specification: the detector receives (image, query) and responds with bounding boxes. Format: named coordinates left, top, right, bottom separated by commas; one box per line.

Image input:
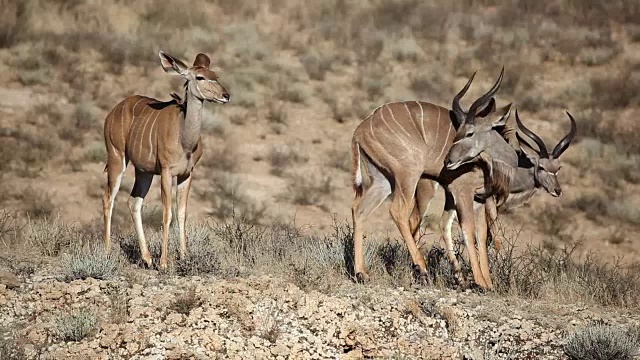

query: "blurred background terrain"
left=1, top=0, right=639, bottom=261
left=3, top=1, right=640, bottom=358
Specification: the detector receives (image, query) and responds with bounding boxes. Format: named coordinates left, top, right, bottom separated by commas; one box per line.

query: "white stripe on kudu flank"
left=147, top=110, right=161, bottom=162
left=129, top=97, right=146, bottom=144
left=436, top=119, right=452, bottom=161
left=379, top=106, right=400, bottom=139
left=135, top=105, right=154, bottom=158
left=433, top=105, right=441, bottom=152
left=416, top=101, right=428, bottom=144
left=403, top=102, right=420, bottom=134
left=388, top=104, right=411, bottom=137
left=138, top=104, right=155, bottom=157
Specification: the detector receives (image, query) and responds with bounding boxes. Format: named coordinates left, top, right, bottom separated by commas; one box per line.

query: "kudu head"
left=444, top=68, right=513, bottom=170
left=159, top=51, right=230, bottom=104
left=516, top=110, right=577, bottom=197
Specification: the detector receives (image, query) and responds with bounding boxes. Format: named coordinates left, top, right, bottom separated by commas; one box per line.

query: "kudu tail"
left=351, top=138, right=363, bottom=198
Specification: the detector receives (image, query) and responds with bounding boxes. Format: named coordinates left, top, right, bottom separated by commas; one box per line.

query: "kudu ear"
left=489, top=102, right=512, bottom=128
left=517, top=133, right=540, bottom=165
left=159, top=51, right=189, bottom=76
left=193, top=53, right=211, bottom=68
left=475, top=97, right=496, bottom=118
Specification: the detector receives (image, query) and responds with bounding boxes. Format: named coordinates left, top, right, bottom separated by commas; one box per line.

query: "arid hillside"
left=1, top=0, right=639, bottom=252
left=1, top=1, right=640, bottom=358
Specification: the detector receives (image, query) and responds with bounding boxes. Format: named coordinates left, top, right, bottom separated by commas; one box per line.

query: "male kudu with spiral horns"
left=351, top=68, right=521, bottom=288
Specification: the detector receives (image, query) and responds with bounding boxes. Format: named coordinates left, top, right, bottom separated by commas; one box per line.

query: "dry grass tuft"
left=54, top=309, right=98, bottom=342
left=491, top=230, right=640, bottom=308
left=61, top=244, right=121, bottom=281
left=0, top=325, right=27, bottom=360
left=170, top=286, right=201, bottom=315
left=564, top=323, right=640, bottom=360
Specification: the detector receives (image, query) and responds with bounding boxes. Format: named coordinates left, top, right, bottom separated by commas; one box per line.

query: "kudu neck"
left=180, top=89, right=204, bottom=152
left=510, top=167, right=537, bottom=193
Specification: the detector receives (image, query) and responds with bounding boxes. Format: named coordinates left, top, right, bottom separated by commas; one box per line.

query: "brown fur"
left=102, top=51, right=229, bottom=270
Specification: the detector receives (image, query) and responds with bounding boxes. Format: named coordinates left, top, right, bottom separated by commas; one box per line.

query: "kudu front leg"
left=176, top=174, right=193, bottom=259
left=440, top=190, right=464, bottom=286
left=455, top=193, right=489, bottom=289
left=475, top=202, right=493, bottom=289
left=485, top=196, right=501, bottom=251
left=160, top=169, right=173, bottom=270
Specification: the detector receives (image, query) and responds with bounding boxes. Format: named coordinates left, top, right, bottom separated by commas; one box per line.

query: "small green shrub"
left=61, top=245, right=120, bottom=281
left=55, top=309, right=98, bottom=342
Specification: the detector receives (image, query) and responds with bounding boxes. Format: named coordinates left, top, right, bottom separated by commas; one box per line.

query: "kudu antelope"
left=441, top=110, right=577, bottom=287
left=351, top=68, right=517, bottom=287
left=102, top=51, right=230, bottom=269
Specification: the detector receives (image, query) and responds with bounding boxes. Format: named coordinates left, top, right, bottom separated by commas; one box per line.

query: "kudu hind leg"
left=128, top=170, right=154, bottom=267
left=103, top=154, right=127, bottom=251
left=352, top=173, right=391, bottom=281
left=389, top=173, right=428, bottom=280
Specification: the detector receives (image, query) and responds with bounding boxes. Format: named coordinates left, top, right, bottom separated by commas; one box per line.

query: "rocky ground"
left=1, top=261, right=639, bottom=360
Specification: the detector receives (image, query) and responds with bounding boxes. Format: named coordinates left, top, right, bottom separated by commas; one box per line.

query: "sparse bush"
left=170, top=286, right=201, bottom=315
left=61, top=245, right=120, bottom=281
left=327, top=147, right=350, bottom=172
left=73, top=102, right=100, bottom=131
left=201, top=140, right=238, bottom=173
left=285, top=174, right=333, bottom=207
left=84, top=142, right=106, bottom=163
left=0, top=210, right=22, bottom=247
left=0, top=325, right=27, bottom=360
left=54, top=309, right=98, bottom=342
left=301, top=53, right=332, bottom=81
left=26, top=217, right=71, bottom=256
left=591, top=69, right=640, bottom=110
left=20, top=189, right=55, bottom=219
left=266, top=102, right=288, bottom=125
left=174, top=225, right=222, bottom=276
left=0, top=1, right=27, bottom=48
left=564, top=324, right=640, bottom=360
left=277, top=81, right=309, bottom=104
left=268, top=144, right=308, bottom=176
left=204, top=173, right=266, bottom=224
left=534, top=205, right=572, bottom=238
left=492, top=230, right=640, bottom=307
left=388, top=36, right=423, bottom=62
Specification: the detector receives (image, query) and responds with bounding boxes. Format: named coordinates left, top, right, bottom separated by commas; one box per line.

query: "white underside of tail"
left=354, top=143, right=362, bottom=188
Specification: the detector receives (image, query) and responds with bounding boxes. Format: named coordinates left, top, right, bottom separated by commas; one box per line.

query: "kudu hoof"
left=413, top=266, right=433, bottom=287
left=355, top=272, right=370, bottom=284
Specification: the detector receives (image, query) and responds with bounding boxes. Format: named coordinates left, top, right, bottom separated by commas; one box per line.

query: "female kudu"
left=102, top=51, right=230, bottom=269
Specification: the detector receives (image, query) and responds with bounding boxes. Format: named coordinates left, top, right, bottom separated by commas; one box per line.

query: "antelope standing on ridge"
left=351, top=68, right=518, bottom=288
left=102, top=51, right=230, bottom=269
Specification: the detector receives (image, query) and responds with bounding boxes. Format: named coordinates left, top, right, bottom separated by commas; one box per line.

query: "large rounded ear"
left=193, top=53, right=211, bottom=68
left=159, top=51, right=189, bottom=76
left=488, top=102, right=512, bottom=128
left=475, top=97, right=496, bottom=118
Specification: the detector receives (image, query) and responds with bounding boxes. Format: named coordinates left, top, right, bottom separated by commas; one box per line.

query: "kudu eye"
left=196, top=76, right=205, bottom=81
left=465, top=132, right=474, bottom=138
